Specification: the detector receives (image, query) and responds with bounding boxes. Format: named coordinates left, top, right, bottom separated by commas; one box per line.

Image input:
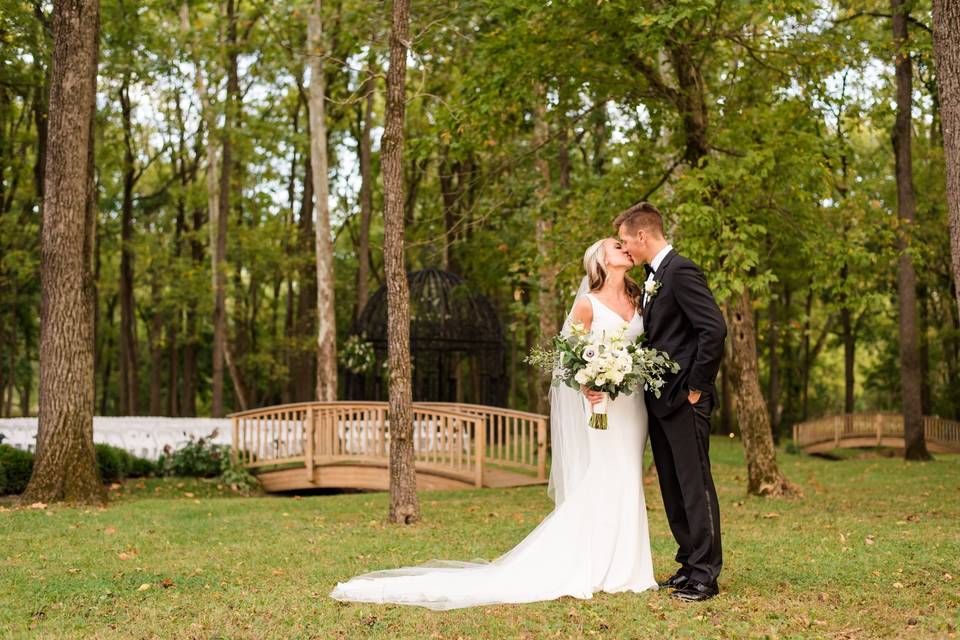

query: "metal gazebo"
left=344, top=269, right=507, bottom=407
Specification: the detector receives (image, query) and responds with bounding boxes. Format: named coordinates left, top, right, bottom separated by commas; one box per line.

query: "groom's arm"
left=671, top=260, right=726, bottom=392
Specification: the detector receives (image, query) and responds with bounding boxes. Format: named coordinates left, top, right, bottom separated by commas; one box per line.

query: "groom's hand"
left=582, top=386, right=605, bottom=406
left=687, top=389, right=702, bottom=404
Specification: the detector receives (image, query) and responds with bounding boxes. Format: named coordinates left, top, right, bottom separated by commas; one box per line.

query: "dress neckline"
left=587, top=293, right=639, bottom=325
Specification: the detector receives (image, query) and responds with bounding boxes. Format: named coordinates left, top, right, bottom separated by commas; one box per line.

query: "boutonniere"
left=644, top=280, right=662, bottom=300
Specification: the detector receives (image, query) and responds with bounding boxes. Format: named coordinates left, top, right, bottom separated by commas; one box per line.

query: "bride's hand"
left=581, top=386, right=605, bottom=405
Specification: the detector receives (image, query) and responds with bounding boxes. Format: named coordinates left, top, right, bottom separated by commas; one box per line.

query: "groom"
left=590, top=202, right=726, bottom=602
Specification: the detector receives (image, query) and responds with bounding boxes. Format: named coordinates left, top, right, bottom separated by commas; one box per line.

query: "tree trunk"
left=891, top=0, right=932, bottom=461
left=726, top=290, right=799, bottom=497
left=918, top=284, right=932, bottom=415
left=933, top=0, right=960, bottom=323
left=148, top=306, right=163, bottom=416
left=355, top=53, right=375, bottom=321
left=383, top=0, right=420, bottom=525
left=211, top=0, right=239, bottom=417
left=766, top=292, right=781, bottom=440
left=532, top=86, right=556, bottom=415
left=22, top=0, right=105, bottom=505
left=292, top=149, right=316, bottom=402
left=307, top=0, right=337, bottom=402
left=841, top=306, right=855, bottom=417
left=118, top=77, right=140, bottom=416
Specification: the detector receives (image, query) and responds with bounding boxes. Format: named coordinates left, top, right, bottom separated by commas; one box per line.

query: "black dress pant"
left=648, top=392, right=722, bottom=584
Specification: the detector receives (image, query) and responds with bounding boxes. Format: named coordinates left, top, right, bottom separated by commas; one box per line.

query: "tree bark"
left=354, top=52, right=375, bottom=321
left=292, top=148, right=316, bottom=402
left=766, top=292, right=781, bottom=440
left=307, top=0, right=337, bottom=402
left=118, top=77, right=140, bottom=415
left=891, top=0, right=932, bottom=461
left=933, top=0, right=960, bottom=324
left=532, top=86, right=556, bottom=415
left=22, top=0, right=106, bottom=505
left=383, top=0, right=420, bottom=525
left=211, top=0, right=239, bottom=417
left=726, top=290, right=799, bottom=497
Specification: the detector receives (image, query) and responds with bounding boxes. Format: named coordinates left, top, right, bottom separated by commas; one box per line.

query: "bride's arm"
left=570, top=298, right=602, bottom=404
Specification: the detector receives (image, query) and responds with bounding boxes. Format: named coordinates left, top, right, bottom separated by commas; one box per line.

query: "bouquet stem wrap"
left=589, top=392, right=609, bottom=430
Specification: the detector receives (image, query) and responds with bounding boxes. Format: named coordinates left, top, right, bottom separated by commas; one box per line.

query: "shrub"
left=157, top=430, right=227, bottom=478
left=219, top=461, right=260, bottom=495
left=95, top=444, right=129, bottom=483
left=0, top=445, right=35, bottom=495
left=127, top=455, right=155, bottom=478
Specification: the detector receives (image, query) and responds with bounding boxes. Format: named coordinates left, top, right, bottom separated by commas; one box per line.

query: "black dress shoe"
left=670, top=580, right=719, bottom=602
left=657, top=573, right=690, bottom=589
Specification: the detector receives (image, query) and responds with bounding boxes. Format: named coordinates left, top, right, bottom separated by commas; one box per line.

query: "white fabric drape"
left=546, top=276, right=591, bottom=504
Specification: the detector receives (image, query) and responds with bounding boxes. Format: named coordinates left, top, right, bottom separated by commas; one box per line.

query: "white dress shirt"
left=643, top=244, right=673, bottom=306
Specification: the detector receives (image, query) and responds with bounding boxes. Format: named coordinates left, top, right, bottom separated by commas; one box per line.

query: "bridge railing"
left=793, top=412, right=960, bottom=450
left=229, top=401, right=549, bottom=487
left=418, top=403, right=548, bottom=479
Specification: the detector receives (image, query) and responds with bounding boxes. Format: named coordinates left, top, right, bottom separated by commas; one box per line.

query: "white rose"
left=575, top=369, right=591, bottom=385
left=644, top=280, right=657, bottom=295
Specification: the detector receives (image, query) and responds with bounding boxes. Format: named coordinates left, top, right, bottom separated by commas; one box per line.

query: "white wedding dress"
left=329, top=292, right=657, bottom=610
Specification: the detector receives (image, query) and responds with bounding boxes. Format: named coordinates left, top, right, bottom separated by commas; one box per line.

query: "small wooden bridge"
left=229, top=402, right=549, bottom=492
left=793, top=412, right=960, bottom=454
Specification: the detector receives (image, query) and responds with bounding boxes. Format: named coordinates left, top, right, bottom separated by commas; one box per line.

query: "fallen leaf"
left=29, top=502, right=47, bottom=510
left=183, top=492, right=195, bottom=498
left=161, top=578, right=175, bottom=589
left=761, top=512, right=780, bottom=519
left=137, top=583, right=151, bottom=592
left=104, top=527, right=117, bottom=536
left=893, top=582, right=904, bottom=589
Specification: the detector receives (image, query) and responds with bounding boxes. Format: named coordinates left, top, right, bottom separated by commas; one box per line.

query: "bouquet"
left=527, top=323, right=679, bottom=429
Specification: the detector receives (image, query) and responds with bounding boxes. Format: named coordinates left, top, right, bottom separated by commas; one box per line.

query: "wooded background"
left=1, top=0, right=958, bottom=447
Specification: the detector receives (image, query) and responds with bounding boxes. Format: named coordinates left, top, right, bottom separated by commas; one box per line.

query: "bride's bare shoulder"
left=571, top=296, right=593, bottom=328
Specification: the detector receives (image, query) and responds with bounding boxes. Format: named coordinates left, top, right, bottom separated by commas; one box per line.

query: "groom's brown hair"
left=613, top=202, right=664, bottom=237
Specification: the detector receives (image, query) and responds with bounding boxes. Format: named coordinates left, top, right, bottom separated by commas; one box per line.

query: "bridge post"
left=537, top=417, right=547, bottom=480
left=231, top=417, right=239, bottom=464
left=834, top=418, right=840, bottom=448
left=474, top=416, right=485, bottom=488
left=305, top=407, right=315, bottom=482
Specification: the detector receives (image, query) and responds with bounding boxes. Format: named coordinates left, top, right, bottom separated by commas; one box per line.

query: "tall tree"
left=891, top=0, right=932, bottom=461
left=383, top=0, right=420, bottom=524
left=307, top=0, right=337, bottom=401
left=117, top=73, right=140, bottom=415
left=22, top=0, right=105, bottom=505
left=212, top=0, right=240, bottom=417
left=354, top=51, right=376, bottom=321
left=933, top=0, right=960, bottom=322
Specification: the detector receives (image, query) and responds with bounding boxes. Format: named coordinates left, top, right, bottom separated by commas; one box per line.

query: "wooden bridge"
left=793, top=412, right=960, bottom=454
left=229, top=402, right=549, bottom=492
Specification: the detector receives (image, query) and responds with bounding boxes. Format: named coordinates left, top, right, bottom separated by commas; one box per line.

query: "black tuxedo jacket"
left=642, top=249, right=726, bottom=418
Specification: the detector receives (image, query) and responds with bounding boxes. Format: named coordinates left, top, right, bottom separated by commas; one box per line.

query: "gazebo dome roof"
left=353, top=268, right=503, bottom=352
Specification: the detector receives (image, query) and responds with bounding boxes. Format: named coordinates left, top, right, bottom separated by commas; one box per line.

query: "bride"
left=329, top=238, right=657, bottom=610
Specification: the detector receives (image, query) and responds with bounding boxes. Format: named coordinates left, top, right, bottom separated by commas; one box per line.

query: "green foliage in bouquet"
left=527, top=322, right=680, bottom=402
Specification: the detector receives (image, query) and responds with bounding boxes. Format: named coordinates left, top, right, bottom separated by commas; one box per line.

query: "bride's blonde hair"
left=583, top=239, right=643, bottom=309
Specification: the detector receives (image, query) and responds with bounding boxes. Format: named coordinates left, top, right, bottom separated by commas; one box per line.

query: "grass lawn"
left=2, top=438, right=959, bottom=639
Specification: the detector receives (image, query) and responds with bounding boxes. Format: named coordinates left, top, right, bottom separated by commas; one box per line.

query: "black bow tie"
left=644, top=264, right=655, bottom=278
